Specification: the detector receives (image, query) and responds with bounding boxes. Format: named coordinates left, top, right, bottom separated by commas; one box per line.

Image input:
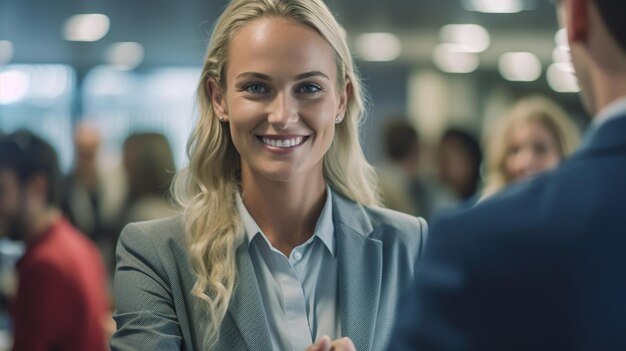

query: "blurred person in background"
left=63, top=123, right=104, bottom=239
left=436, top=127, right=483, bottom=202
left=389, top=0, right=626, bottom=349
left=62, top=122, right=126, bottom=277
left=121, top=132, right=177, bottom=224
left=378, top=118, right=450, bottom=220
left=0, top=131, right=109, bottom=351
left=482, top=96, right=580, bottom=198
left=110, top=0, right=427, bottom=350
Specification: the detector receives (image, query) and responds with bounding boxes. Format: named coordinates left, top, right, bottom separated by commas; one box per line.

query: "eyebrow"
left=235, top=71, right=330, bottom=81
left=295, top=71, right=330, bottom=80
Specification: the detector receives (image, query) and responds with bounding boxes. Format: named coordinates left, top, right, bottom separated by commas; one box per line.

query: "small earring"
left=218, top=115, right=225, bottom=121
left=335, top=115, right=343, bottom=123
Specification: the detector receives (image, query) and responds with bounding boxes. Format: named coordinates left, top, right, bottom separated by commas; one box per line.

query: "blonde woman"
left=110, top=1, right=427, bottom=350
left=482, top=96, right=580, bottom=198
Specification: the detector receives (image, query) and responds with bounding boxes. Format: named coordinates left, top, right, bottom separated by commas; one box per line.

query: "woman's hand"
left=306, top=335, right=356, bottom=351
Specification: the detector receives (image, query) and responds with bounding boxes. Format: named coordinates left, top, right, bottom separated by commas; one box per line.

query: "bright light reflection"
left=355, top=33, right=402, bottom=62
left=440, top=24, right=490, bottom=53
left=547, top=63, right=580, bottom=93
left=147, top=69, right=200, bottom=99
left=0, top=70, right=30, bottom=104
left=433, top=44, right=480, bottom=73
left=63, top=14, right=110, bottom=42
left=555, top=28, right=569, bottom=49
left=29, top=66, right=71, bottom=99
left=499, top=52, right=542, bottom=82
left=106, top=42, right=145, bottom=70
left=462, top=0, right=524, bottom=13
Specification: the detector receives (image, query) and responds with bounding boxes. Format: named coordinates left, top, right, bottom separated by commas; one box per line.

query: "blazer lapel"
left=226, top=243, right=273, bottom=350
left=333, top=192, right=383, bottom=351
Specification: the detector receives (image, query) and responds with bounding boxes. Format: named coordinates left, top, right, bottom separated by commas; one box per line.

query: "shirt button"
left=293, top=251, right=302, bottom=261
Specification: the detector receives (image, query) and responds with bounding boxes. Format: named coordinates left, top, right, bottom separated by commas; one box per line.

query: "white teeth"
left=260, top=136, right=306, bottom=148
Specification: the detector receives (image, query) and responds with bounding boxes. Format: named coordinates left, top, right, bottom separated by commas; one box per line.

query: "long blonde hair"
left=483, top=95, right=580, bottom=197
left=172, top=0, right=379, bottom=348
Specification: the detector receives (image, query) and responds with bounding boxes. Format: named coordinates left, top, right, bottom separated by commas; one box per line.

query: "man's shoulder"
left=431, top=155, right=625, bottom=250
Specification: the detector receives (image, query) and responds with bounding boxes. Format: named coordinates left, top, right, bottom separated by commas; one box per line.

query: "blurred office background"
left=0, top=0, right=586, bottom=348
left=0, top=0, right=585, bottom=169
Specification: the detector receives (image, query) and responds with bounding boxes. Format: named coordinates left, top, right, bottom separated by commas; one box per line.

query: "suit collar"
left=226, top=244, right=274, bottom=350
left=330, top=189, right=374, bottom=237
left=237, top=185, right=336, bottom=255
left=332, top=190, right=382, bottom=351
left=226, top=190, right=382, bottom=351
left=592, top=96, right=626, bottom=129
left=577, top=114, right=626, bottom=156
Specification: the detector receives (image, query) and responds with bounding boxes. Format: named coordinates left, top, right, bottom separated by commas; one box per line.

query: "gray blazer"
left=111, top=191, right=427, bottom=351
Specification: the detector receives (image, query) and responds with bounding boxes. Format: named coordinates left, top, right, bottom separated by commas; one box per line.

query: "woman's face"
left=504, top=120, right=562, bottom=183
left=211, top=17, right=348, bottom=183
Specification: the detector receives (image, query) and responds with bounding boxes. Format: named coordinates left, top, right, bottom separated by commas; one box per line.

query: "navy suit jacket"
left=390, top=114, right=626, bottom=351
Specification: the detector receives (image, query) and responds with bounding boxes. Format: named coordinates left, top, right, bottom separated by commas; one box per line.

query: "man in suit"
left=389, top=0, right=626, bottom=350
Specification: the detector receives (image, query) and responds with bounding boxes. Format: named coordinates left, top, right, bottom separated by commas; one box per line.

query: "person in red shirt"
left=0, top=130, right=109, bottom=351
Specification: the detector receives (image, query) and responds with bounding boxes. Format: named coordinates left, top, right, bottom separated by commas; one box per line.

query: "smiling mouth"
left=257, top=135, right=309, bottom=148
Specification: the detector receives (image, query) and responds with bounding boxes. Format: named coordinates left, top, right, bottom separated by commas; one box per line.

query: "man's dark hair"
left=441, top=127, right=483, bottom=199
left=383, top=119, right=419, bottom=162
left=0, top=130, right=62, bottom=207
left=595, top=0, right=626, bottom=52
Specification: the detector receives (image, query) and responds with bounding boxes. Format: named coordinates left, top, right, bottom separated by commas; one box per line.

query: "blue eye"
left=297, top=83, right=322, bottom=94
left=244, top=83, right=268, bottom=94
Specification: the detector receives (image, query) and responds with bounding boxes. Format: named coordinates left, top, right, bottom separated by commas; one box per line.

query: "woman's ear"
left=208, top=78, right=229, bottom=122
left=336, top=78, right=352, bottom=123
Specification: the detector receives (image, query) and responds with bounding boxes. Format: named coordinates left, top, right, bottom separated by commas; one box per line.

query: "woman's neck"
left=240, top=168, right=327, bottom=256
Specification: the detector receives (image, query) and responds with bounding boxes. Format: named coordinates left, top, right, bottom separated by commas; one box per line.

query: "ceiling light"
left=355, top=33, right=402, bottom=62
left=552, top=46, right=570, bottom=64
left=547, top=63, right=580, bottom=93
left=0, top=41, right=13, bottom=65
left=498, top=52, right=542, bottom=82
left=555, top=28, right=569, bottom=49
left=433, top=44, right=480, bottom=73
left=106, top=42, right=145, bottom=70
left=461, top=0, right=525, bottom=13
left=439, top=24, right=490, bottom=53
left=63, top=14, right=110, bottom=42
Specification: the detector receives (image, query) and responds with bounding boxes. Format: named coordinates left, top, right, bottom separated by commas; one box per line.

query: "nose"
left=267, top=91, right=298, bottom=129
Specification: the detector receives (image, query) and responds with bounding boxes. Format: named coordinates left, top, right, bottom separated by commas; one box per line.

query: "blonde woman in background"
left=483, top=96, right=580, bottom=198
left=110, top=1, right=427, bottom=350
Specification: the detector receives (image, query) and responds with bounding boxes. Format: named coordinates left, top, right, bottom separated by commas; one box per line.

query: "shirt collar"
left=592, top=96, right=626, bottom=129
left=236, top=185, right=335, bottom=255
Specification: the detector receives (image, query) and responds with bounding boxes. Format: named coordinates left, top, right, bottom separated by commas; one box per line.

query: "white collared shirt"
left=592, top=96, right=626, bottom=129
left=236, top=186, right=339, bottom=351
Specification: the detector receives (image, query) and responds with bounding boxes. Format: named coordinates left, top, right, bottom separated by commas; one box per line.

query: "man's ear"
left=566, top=0, right=590, bottom=45
left=208, top=78, right=229, bottom=122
